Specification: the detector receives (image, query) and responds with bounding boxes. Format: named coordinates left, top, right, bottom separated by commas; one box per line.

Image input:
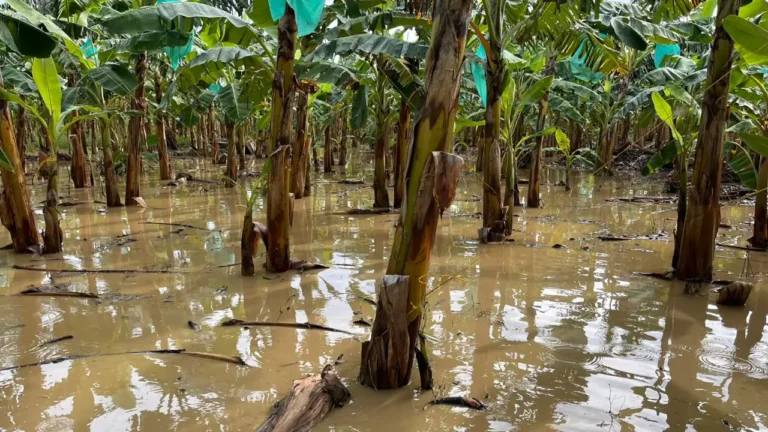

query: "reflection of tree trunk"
left=394, top=98, right=410, bottom=208
left=677, top=0, right=739, bottom=281
left=750, top=156, right=768, bottom=248
left=359, top=0, right=470, bottom=390
left=292, top=86, right=310, bottom=198
left=265, top=5, right=297, bottom=273
left=126, top=52, right=146, bottom=205
left=225, top=122, right=237, bottom=187
left=0, top=70, right=40, bottom=253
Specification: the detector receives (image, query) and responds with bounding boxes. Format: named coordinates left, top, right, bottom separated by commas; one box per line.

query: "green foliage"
left=350, top=85, right=369, bottom=130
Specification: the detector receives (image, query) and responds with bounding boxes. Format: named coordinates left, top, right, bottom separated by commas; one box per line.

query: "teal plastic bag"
left=164, top=30, right=195, bottom=70
left=269, top=0, right=324, bottom=36
left=155, top=0, right=194, bottom=70
left=569, top=42, right=604, bottom=83
left=655, top=44, right=680, bottom=68
left=209, top=83, right=222, bottom=93
left=471, top=45, right=487, bottom=107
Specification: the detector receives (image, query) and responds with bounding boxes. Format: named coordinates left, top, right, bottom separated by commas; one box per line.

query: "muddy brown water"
left=1, top=154, right=767, bottom=431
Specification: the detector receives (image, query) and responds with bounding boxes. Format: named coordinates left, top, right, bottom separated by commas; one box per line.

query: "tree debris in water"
left=13, top=264, right=185, bottom=275
left=427, top=396, right=486, bottom=410
left=220, top=319, right=354, bottom=335
left=37, top=335, right=74, bottom=347
left=337, top=179, right=365, bottom=185
left=188, top=321, right=200, bottom=331
left=343, top=207, right=393, bottom=215
left=635, top=272, right=673, bottom=281
left=716, top=282, right=753, bottom=306
left=0, top=348, right=249, bottom=371
left=257, top=364, right=351, bottom=432
left=352, top=318, right=371, bottom=327
left=17, top=284, right=98, bottom=299
left=143, top=221, right=216, bottom=231
left=290, top=260, right=330, bottom=272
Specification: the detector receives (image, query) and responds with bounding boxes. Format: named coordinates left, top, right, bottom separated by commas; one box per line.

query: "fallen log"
left=143, top=221, right=217, bottom=232
left=257, top=364, right=351, bottom=432
left=12, top=264, right=184, bottom=274
left=37, top=335, right=74, bottom=347
left=343, top=208, right=393, bottom=215
left=18, top=286, right=98, bottom=298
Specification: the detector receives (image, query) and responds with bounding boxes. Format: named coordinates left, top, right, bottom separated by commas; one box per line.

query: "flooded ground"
left=1, top=151, right=767, bottom=431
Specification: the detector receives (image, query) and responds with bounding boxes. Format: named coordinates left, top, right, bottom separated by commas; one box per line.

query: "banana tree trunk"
left=393, top=97, right=410, bottom=208
left=0, top=72, right=39, bottom=253
left=15, top=104, right=26, bottom=172
left=338, top=109, right=348, bottom=167
left=481, top=45, right=504, bottom=237
left=291, top=84, right=310, bottom=198
left=237, top=124, right=246, bottom=169
left=199, top=116, right=208, bottom=158
left=323, top=126, right=333, bottom=172
left=42, top=162, right=62, bottom=254
left=154, top=76, right=171, bottom=181
left=304, top=136, right=312, bottom=197
left=101, top=118, right=122, bottom=206
left=359, top=0, right=470, bottom=390
left=751, top=156, right=768, bottom=249
left=264, top=5, right=297, bottom=273
left=69, top=115, right=87, bottom=188
left=527, top=95, right=548, bottom=208
left=126, top=53, right=146, bottom=205
left=208, top=104, right=217, bottom=161
left=225, top=122, right=237, bottom=187
left=676, top=0, right=740, bottom=281
left=673, top=158, right=688, bottom=267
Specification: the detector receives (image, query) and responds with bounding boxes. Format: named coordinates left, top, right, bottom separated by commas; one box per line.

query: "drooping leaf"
left=614, top=86, right=664, bottom=119
left=728, top=119, right=758, bottom=134
left=0, top=11, right=57, bottom=58
left=86, top=64, right=138, bottom=96
left=350, top=85, right=368, bottom=130
left=549, top=94, right=585, bottom=123
left=112, top=30, right=191, bottom=53
left=216, top=83, right=241, bottom=121
left=32, top=57, right=62, bottom=125
left=521, top=76, right=554, bottom=106
left=725, top=141, right=757, bottom=189
left=642, top=140, right=681, bottom=176
left=611, top=18, right=649, bottom=51
left=741, top=133, right=768, bottom=157
left=99, top=3, right=249, bottom=35
left=723, top=15, right=768, bottom=66
left=179, top=105, right=199, bottom=126
left=651, top=92, right=683, bottom=144
left=551, top=79, right=600, bottom=101
left=640, top=67, right=687, bottom=85
left=555, top=129, right=570, bottom=152
left=295, top=61, right=358, bottom=87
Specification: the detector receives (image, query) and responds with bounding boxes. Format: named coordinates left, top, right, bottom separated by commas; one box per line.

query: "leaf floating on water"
left=181, top=351, right=247, bottom=366
left=132, top=197, right=147, bottom=208
left=37, top=335, right=74, bottom=348
left=188, top=321, right=200, bottom=331
left=428, top=396, right=486, bottom=410
left=289, top=260, right=329, bottom=272
left=215, top=286, right=228, bottom=294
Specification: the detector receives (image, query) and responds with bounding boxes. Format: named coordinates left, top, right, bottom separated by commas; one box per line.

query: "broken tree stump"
left=358, top=275, right=410, bottom=389
left=257, top=365, right=351, bottom=432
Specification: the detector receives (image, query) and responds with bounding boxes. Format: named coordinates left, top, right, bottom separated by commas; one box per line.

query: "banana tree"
left=0, top=11, right=56, bottom=252
left=543, top=129, right=598, bottom=191
left=641, top=90, right=697, bottom=268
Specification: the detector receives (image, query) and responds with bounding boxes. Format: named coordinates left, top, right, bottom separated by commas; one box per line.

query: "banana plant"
left=544, top=129, right=599, bottom=191
left=641, top=90, right=697, bottom=268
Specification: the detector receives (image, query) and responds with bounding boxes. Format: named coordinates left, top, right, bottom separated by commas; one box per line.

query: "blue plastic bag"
left=654, top=44, right=681, bottom=68
left=156, top=0, right=194, bottom=70
left=471, top=45, right=487, bottom=107
left=269, top=0, right=324, bottom=37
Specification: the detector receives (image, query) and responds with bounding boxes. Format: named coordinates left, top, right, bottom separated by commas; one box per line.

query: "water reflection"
left=0, top=156, right=766, bottom=431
